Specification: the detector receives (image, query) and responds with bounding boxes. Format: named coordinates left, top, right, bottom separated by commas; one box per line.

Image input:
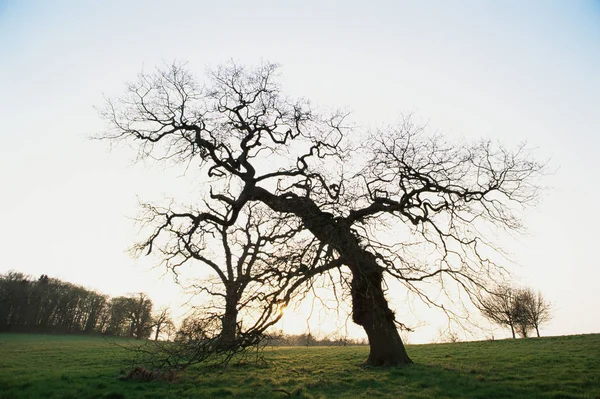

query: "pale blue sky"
left=1, top=0, right=599, bottom=342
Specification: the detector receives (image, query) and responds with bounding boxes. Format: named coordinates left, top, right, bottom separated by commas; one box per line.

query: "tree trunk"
left=535, top=325, right=540, bottom=338
left=251, top=188, right=412, bottom=365
left=220, top=292, right=238, bottom=348
left=154, top=323, right=161, bottom=341
left=348, top=253, right=412, bottom=366
left=510, top=324, right=515, bottom=338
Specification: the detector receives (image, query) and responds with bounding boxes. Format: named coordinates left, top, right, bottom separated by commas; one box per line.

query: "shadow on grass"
left=265, top=361, right=545, bottom=399
left=379, top=363, right=536, bottom=399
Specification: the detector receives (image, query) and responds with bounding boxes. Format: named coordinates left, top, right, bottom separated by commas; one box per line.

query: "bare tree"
left=479, top=286, right=551, bottom=338
left=479, top=286, right=522, bottom=338
left=151, top=307, right=174, bottom=341
left=518, top=288, right=552, bottom=337
left=142, top=199, right=338, bottom=351
left=514, top=296, right=532, bottom=338
left=100, top=62, right=543, bottom=365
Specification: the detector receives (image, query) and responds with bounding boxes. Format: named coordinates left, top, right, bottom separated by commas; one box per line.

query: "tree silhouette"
left=100, top=62, right=543, bottom=365
left=151, top=307, right=174, bottom=341
left=516, top=288, right=552, bottom=337
left=140, top=200, right=338, bottom=358
left=479, top=286, right=552, bottom=338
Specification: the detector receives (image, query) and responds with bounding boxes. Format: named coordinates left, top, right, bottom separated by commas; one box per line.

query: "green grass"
left=0, top=333, right=599, bottom=398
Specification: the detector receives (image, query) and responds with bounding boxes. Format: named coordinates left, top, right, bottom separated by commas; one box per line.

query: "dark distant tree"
left=23, top=275, right=44, bottom=329
left=151, top=307, right=174, bottom=341
left=52, top=282, right=85, bottom=333
left=128, top=293, right=154, bottom=339
left=105, top=293, right=154, bottom=338
left=0, top=271, right=30, bottom=331
left=32, top=274, right=55, bottom=331
left=100, top=62, right=543, bottom=365
left=82, top=292, right=108, bottom=333
left=106, top=296, right=131, bottom=336
left=66, top=286, right=88, bottom=332
left=96, top=301, right=111, bottom=334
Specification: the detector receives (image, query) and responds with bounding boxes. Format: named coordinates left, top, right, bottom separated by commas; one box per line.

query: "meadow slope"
left=0, top=333, right=598, bottom=398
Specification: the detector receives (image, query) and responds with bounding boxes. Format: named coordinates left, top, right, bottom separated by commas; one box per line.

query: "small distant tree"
left=105, top=293, right=153, bottom=338
left=106, top=296, right=130, bottom=336
left=127, top=293, right=154, bottom=339
left=303, top=332, right=315, bottom=346
left=479, top=286, right=551, bottom=338
left=152, top=307, right=174, bottom=341
left=518, top=288, right=552, bottom=337
left=514, top=297, right=532, bottom=338
left=479, top=286, right=522, bottom=338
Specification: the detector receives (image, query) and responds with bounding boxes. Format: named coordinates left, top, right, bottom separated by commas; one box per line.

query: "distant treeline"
left=0, top=271, right=154, bottom=338
left=267, top=332, right=367, bottom=347
left=1, top=271, right=368, bottom=345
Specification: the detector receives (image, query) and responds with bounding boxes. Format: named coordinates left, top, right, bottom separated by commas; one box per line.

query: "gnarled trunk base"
left=350, top=254, right=412, bottom=366
left=362, top=318, right=413, bottom=366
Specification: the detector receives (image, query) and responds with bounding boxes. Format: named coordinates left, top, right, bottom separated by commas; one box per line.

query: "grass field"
left=0, top=333, right=599, bottom=398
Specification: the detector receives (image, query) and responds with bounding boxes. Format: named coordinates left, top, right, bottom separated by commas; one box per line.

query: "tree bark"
left=348, top=253, right=413, bottom=366
left=220, top=292, right=238, bottom=348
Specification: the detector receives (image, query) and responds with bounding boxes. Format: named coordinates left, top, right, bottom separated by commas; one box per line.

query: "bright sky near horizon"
left=1, top=0, right=599, bottom=344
